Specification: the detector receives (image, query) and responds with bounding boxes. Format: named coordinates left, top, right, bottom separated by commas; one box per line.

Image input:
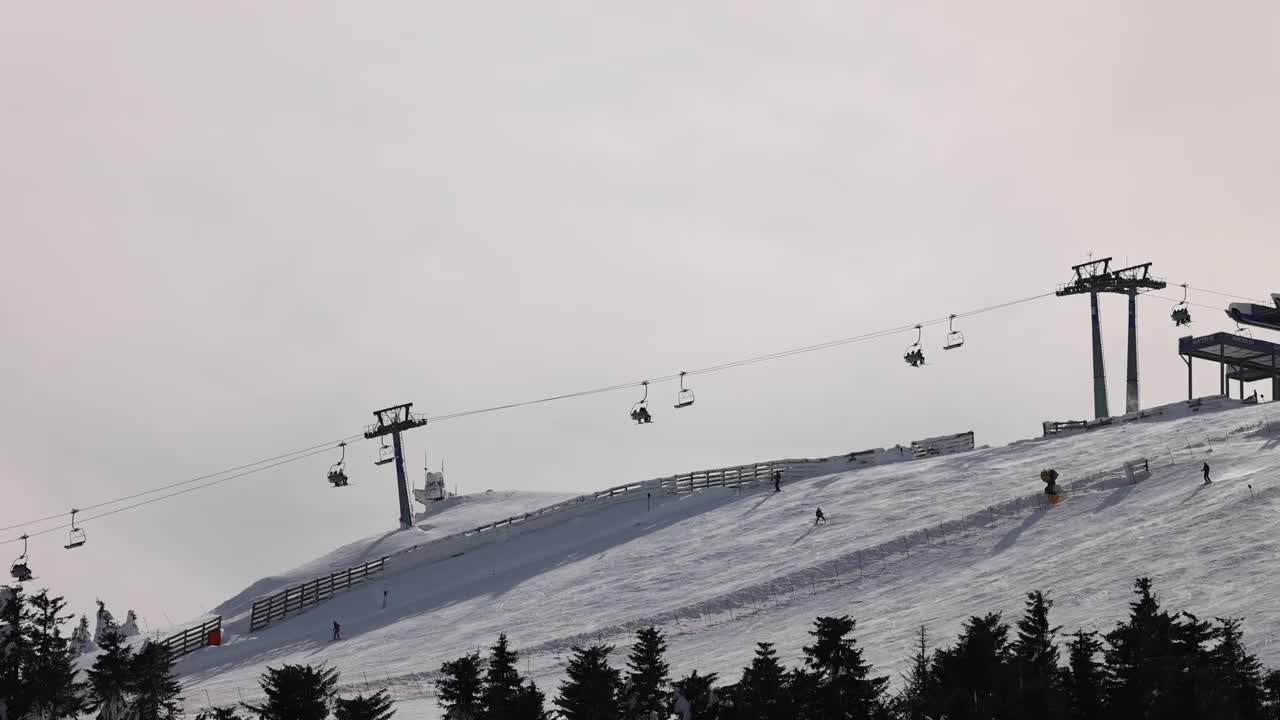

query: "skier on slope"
left=773, top=470, right=782, bottom=492
left=1203, top=462, right=1212, bottom=485
left=815, top=507, right=827, bottom=525
left=332, top=621, right=342, bottom=641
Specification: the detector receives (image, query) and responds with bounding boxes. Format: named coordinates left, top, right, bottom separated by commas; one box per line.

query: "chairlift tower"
left=1056, top=258, right=1115, bottom=419
left=1056, top=259, right=1165, bottom=418
left=364, top=403, right=428, bottom=529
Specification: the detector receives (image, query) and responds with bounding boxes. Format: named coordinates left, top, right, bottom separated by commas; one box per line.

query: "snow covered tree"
left=87, top=628, right=136, bottom=720
left=0, top=586, right=34, bottom=720
left=93, top=600, right=118, bottom=647
left=554, top=644, right=622, bottom=720
left=482, top=634, right=524, bottom=718
left=70, top=615, right=93, bottom=656
left=1060, top=630, right=1106, bottom=720
left=622, top=626, right=670, bottom=720
left=1011, top=591, right=1064, bottom=720
left=1211, top=617, right=1264, bottom=720
left=24, top=589, right=87, bottom=720
left=130, top=641, right=183, bottom=720
left=119, top=610, right=141, bottom=639
left=436, top=652, right=483, bottom=720
left=795, top=615, right=887, bottom=720
left=334, top=690, right=395, bottom=720
left=672, top=670, right=720, bottom=720
left=928, top=613, right=1015, bottom=720
left=889, top=627, right=931, bottom=720
left=243, top=664, right=338, bottom=720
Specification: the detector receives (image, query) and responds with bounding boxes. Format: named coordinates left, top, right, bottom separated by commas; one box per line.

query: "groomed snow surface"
left=178, top=399, right=1280, bottom=719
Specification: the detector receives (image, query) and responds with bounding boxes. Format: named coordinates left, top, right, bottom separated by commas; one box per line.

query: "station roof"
left=1179, top=333, right=1280, bottom=378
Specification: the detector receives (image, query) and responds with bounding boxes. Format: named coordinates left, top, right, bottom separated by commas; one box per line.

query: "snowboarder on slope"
left=1203, top=462, right=1212, bottom=485
left=773, top=470, right=782, bottom=493
left=815, top=507, right=827, bottom=525
left=332, top=621, right=341, bottom=641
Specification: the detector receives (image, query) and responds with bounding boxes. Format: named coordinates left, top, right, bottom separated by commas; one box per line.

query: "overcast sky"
left=3, top=1, right=1279, bottom=629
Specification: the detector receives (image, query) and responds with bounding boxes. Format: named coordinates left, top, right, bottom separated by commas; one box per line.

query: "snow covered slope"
left=178, top=398, right=1279, bottom=719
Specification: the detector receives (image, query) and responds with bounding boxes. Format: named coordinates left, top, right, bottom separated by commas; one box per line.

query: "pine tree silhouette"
left=1104, top=577, right=1177, bottom=719
left=1061, top=630, right=1106, bottom=720
left=890, top=627, right=931, bottom=720
left=482, top=634, right=524, bottom=719
left=334, top=690, right=396, bottom=720
left=928, top=613, right=1015, bottom=720
left=436, top=652, right=484, bottom=720
left=24, top=590, right=87, bottom=720
left=243, top=664, right=338, bottom=720
left=736, top=642, right=792, bottom=720
left=1012, top=590, right=1065, bottom=720
left=130, top=641, right=183, bottom=720
left=623, top=626, right=670, bottom=720
left=0, top=586, right=34, bottom=720
left=797, top=615, right=888, bottom=720
left=88, top=628, right=136, bottom=720
left=554, top=644, right=622, bottom=720
left=196, top=706, right=246, bottom=720
left=1212, top=617, right=1265, bottom=719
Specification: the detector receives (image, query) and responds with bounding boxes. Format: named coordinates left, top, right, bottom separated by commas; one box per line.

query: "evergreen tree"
left=735, top=642, right=792, bottom=720
left=890, top=627, right=931, bottom=720
left=927, top=613, right=1015, bottom=720
left=1212, top=617, right=1265, bottom=720
left=1060, top=630, right=1106, bottom=720
left=1011, top=591, right=1064, bottom=720
left=0, top=586, right=33, bottom=720
left=622, top=626, right=670, bottom=720
left=120, top=610, right=141, bottom=639
left=1168, top=611, right=1220, bottom=719
left=482, top=634, right=524, bottom=719
left=510, top=681, right=549, bottom=720
left=554, top=644, right=622, bottom=720
left=87, top=628, right=136, bottom=720
left=672, top=670, right=719, bottom=720
left=1262, top=669, right=1280, bottom=720
left=1103, top=577, right=1178, bottom=719
left=131, top=641, right=183, bottom=720
left=334, top=690, right=395, bottom=720
left=243, top=664, right=338, bottom=720
left=796, top=615, right=888, bottom=720
left=70, top=615, right=93, bottom=655
left=436, top=652, right=484, bottom=720
left=24, top=590, right=87, bottom=720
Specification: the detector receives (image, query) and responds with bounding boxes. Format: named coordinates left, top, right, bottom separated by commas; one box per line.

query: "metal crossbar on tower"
left=364, top=403, right=428, bottom=529
left=1056, top=259, right=1165, bottom=418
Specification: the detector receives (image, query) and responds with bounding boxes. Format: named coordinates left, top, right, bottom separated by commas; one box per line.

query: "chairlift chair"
left=943, top=314, right=965, bottom=350
left=674, top=372, right=695, bottom=409
left=630, top=381, right=654, bottom=424
left=328, top=442, right=350, bottom=487
left=1171, top=284, right=1192, bottom=326
left=903, top=325, right=926, bottom=367
left=374, top=440, right=395, bottom=466
left=10, top=534, right=33, bottom=582
left=64, top=509, right=86, bottom=549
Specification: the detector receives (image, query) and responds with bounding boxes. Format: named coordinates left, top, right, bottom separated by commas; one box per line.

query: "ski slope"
left=177, top=398, right=1279, bottom=718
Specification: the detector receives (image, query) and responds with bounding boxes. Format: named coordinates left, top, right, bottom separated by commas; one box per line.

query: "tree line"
left=7, top=577, right=1280, bottom=719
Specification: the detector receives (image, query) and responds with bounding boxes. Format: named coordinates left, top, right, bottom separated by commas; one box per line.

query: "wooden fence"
left=162, top=616, right=222, bottom=659
left=249, top=556, right=388, bottom=631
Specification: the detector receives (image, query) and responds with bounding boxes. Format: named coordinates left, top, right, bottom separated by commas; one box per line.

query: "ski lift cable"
left=0, top=445, right=338, bottom=546
left=1184, top=285, right=1272, bottom=306
left=430, top=290, right=1056, bottom=423
left=0, top=435, right=365, bottom=535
